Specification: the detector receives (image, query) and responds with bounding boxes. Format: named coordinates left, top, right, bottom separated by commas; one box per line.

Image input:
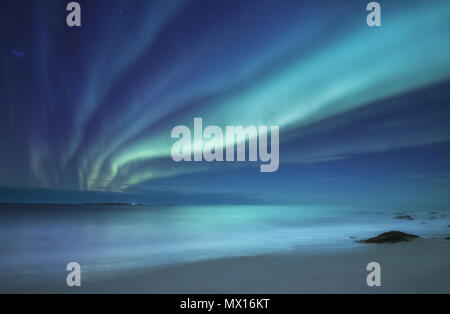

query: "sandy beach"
left=4, top=238, right=449, bottom=294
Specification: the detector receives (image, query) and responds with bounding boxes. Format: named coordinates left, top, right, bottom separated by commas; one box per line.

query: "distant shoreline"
left=0, top=202, right=176, bottom=207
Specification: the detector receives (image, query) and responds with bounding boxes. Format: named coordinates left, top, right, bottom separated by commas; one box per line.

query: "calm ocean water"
left=0, top=204, right=449, bottom=278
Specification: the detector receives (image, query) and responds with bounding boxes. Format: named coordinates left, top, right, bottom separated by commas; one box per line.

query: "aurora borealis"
left=1, top=0, right=450, bottom=204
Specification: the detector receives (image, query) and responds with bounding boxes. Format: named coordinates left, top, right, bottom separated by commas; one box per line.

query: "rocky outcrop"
left=358, top=231, right=420, bottom=244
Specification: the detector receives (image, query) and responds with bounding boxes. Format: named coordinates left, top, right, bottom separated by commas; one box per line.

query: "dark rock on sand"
left=358, top=231, right=420, bottom=244
left=395, top=215, right=413, bottom=220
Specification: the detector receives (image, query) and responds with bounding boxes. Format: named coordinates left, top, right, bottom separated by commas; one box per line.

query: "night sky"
left=1, top=0, right=450, bottom=205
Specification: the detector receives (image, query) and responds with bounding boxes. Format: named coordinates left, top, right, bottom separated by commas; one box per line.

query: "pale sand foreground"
left=4, top=239, right=450, bottom=293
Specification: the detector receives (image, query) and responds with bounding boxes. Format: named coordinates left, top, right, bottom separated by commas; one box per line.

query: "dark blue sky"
left=1, top=0, right=449, bottom=205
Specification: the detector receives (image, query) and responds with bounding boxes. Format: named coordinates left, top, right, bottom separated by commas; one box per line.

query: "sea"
left=0, top=203, right=448, bottom=279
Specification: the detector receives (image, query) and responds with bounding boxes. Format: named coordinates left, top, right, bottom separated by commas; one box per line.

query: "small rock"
left=395, top=215, right=413, bottom=220
left=358, top=231, right=420, bottom=244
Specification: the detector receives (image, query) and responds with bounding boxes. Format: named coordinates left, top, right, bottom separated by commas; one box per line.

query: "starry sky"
left=1, top=0, right=450, bottom=205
